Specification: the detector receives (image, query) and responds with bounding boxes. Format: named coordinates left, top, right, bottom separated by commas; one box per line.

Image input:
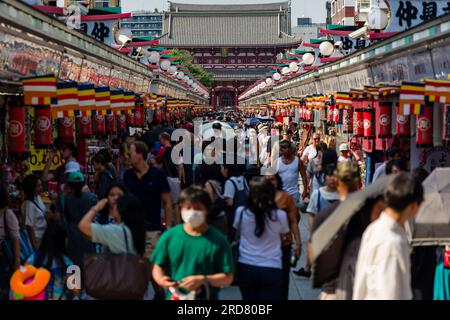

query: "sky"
left=121, top=0, right=328, bottom=24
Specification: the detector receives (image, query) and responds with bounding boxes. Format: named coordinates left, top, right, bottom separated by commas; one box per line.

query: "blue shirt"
left=123, top=167, right=170, bottom=231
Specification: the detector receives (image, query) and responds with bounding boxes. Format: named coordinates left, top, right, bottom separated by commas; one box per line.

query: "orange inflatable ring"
left=10, top=265, right=51, bottom=297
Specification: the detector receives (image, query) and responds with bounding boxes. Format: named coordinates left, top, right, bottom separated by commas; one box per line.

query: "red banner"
left=78, top=115, right=92, bottom=137
left=93, top=115, right=106, bottom=134
left=34, top=106, right=52, bottom=148
left=416, top=104, right=433, bottom=148
left=59, top=117, right=74, bottom=140
left=8, top=106, right=29, bottom=153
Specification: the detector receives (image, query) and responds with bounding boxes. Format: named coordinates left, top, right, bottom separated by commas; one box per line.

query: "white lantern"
left=148, top=51, right=161, bottom=64
left=319, top=41, right=334, bottom=56
left=281, top=67, right=290, bottom=75
left=168, top=65, right=177, bottom=74
left=260, top=82, right=266, bottom=89
left=266, top=77, right=273, bottom=85
left=188, top=79, right=194, bottom=86
left=160, top=60, right=171, bottom=70
left=303, top=53, right=315, bottom=65
left=289, top=62, right=299, bottom=73
left=273, top=73, right=281, bottom=81
left=183, top=76, right=189, bottom=82
left=367, top=7, right=389, bottom=30
left=177, top=71, right=184, bottom=79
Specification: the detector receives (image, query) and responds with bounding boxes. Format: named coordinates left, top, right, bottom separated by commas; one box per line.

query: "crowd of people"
left=0, top=112, right=437, bottom=300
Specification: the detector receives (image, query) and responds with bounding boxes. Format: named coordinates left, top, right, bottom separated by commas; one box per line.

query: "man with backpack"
left=222, top=163, right=249, bottom=242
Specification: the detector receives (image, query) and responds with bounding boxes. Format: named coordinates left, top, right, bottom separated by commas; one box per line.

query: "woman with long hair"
left=266, top=173, right=302, bottom=300
left=79, top=194, right=145, bottom=256
left=234, top=177, right=289, bottom=300
left=96, top=182, right=127, bottom=225
left=21, top=175, right=47, bottom=250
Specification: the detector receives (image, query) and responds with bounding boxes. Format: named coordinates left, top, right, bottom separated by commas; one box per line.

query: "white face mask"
left=181, top=209, right=205, bottom=228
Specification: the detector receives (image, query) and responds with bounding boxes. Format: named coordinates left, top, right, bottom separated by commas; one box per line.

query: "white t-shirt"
left=223, top=176, right=248, bottom=199
left=23, top=195, right=47, bottom=242
left=338, top=156, right=352, bottom=163
left=353, top=212, right=412, bottom=300
left=306, top=187, right=340, bottom=215
left=302, top=145, right=318, bottom=162
left=233, top=206, right=289, bottom=269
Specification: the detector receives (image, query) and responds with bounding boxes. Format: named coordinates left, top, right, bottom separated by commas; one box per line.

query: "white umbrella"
left=200, top=121, right=236, bottom=141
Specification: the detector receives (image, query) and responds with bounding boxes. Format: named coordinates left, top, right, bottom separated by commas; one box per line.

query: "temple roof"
left=160, top=2, right=300, bottom=47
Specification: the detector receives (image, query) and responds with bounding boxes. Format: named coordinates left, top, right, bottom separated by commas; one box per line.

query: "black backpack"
left=206, top=181, right=226, bottom=220
left=229, top=177, right=249, bottom=211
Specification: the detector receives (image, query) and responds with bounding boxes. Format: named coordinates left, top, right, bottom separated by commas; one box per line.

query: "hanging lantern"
left=117, top=114, right=127, bottom=131
left=416, top=104, right=433, bottom=148
left=78, top=115, right=92, bottom=138
left=327, top=105, right=333, bottom=122
left=127, top=112, right=135, bottom=127
left=107, top=115, right=117, bottom=134
left=333, top=105, right=340, bottom=123
left=8, top=106, right=29, bottom=153
left=93, top=114, right=106, bottom=134
left=34, top=106, right=52, bottom=149
left=376, top=101, right=392, bottom=138
left=363, top=107, right=375, bottom=139
left=155, top=108, right=162, bottom=122
left=59, top=116, right=74, bottom=140
left=395, top=105, right=410, bottom=136
left=165, top=110, right=171, bottom=122
left=343, top=107, right=353, bottom=133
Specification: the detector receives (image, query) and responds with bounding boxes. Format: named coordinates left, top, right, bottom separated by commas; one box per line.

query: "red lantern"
left=354, top=108, right=364, bottom=137
left=416, top=105, right=433, bottom=148
left=118, top=114, right=127, bottom=131
left=8, top=106, right=29, bottom=153
left=376, top=101, right=392, bottom=138
left=281, top=108, right=287, bottom=117
left=333, top=106, right=340, bottom=123
left=78, top=115, right=92, bottom=137
left=395, top=105, right=410, bottom=136
left=34, top=106, right=52, bottom=149
left=127, top=112, right=135, bottom=127
left=135, top=107, right=143, bottom=127
left=93, top=114, right=106, bottom=134
left=59, top=117, right=74, bottom=140
left=307, top=109, right=313, bottom=121
left=107, top=115, right=117, bottom=134
left=363, top=108, right=374, bottom=139
left=343, top=107, right=353, bottom=133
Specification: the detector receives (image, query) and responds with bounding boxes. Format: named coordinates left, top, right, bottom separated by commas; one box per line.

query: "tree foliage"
left=170, top=49, right=213, bottom=88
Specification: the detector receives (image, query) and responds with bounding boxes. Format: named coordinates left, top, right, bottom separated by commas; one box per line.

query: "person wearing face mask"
left=151, top=186, right=234, bottom=300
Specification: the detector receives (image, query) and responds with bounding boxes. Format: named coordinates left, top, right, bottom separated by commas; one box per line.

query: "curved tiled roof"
left=168, top=1, right=290, bottom=12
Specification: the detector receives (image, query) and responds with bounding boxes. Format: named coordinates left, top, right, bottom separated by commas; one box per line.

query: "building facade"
left=331, top=0, right=355, bottom=25
left=120, top=11, right=163, bottom=38
left=160, top=1, right=300, bottom=109
left=292, top=18, right=326, bottom=47
left=63, top=0, right=119, bottom=9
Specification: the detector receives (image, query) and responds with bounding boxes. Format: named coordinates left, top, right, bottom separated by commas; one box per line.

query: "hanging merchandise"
left=342, top=106, right=353, bottom=133
left=78, top=115, right=93, bottom=138
left=34, top=106, right=52, bottom=149
left=416, top=104, right=433, bottom=148
left=117, top=114, right=127, bottom=131
left=107, top=115, right=117, bottom=134
left=155, top=108, right=162, bottom=122
left=395, top=105, right=410, bottom=136
left=59, top=116, right=75, bottom=141
left=376, top=101, right=392, bottom=138
left=93, top=114, right=106, bottom=135
left=8, top=106, right=29, bottom=153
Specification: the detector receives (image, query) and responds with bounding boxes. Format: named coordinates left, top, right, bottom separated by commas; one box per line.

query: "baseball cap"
left=339, top=143, right=349, bottom=152
left=65, top=161, right=81, bottom=174
left=67, top=171, right=84, bottom=183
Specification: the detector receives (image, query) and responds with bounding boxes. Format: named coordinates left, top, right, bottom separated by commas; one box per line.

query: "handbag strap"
left=31, top=199, right=45, bottom=214
left=122, top=226, right=130, bottom=254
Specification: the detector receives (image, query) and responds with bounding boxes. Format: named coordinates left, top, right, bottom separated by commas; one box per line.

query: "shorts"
left=290, top=192, right=300, bottom=207
left=144, top=230, right=162, bottom=260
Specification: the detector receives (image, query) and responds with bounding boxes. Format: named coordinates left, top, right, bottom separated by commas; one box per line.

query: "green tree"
left=170, top=49, right=213, bottom=88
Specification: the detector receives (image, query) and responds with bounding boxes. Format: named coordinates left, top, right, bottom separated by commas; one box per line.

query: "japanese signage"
left=0, top=31, right=61, bottom=80
left=386, top=0, right=450, bottom=32
left=331, top=35, right=369, bottom=56
left=28, top=148, right=64, bottom=172
left=79, top=59, right=111, bottom=85
left=80, top=21, right=115, bottom=46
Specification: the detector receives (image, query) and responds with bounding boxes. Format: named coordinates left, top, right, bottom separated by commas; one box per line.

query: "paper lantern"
left=107, top=115, right=117, bottom=134
left=395, top=105, right=410, bottom=136
left=168, top=65, right=177, bottom=74
left=59, top=117, right=74, bottom=140
left=78, top=115, right=92, bottom=138
left=34, top=106, right=52, bottom=149
left=127, top=112, right=135, bottom=127
left=289, top=62, right=299, bottom=73
left=363, top=107, right=375, bottom=139
left=160, top=60, right=171, bottom=71
left=273, top=73, right=281, bottom=81
left=176, top=71, right=184, bottom=80
left=333, top=105, right=340, bottom=123
left=319, top=41, right=334, bottom=57
left=8, top=106, right=29, bottom=153
left=354, top=108, right=365, bottom=137
left=93, top=115, right=106, bottom=134
left=148, top=51, right=160, bottom=64
left=303, top=53, right=315, bottom=65
left=416, top=105, right=433, bottom=148
left=377, top=102, right=392, bottom=138
left=368, top=7, right=389, bottom=30
left=117, top=114, right=127, bottom=131
left=281, top=67, right=290, bottom=75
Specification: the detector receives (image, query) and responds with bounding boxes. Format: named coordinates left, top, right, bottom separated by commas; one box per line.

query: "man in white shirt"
left=353, top=172, right=424, bottom=300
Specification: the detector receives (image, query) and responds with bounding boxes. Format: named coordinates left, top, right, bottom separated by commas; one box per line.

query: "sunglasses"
left=313, top=138, right=320, bottom=141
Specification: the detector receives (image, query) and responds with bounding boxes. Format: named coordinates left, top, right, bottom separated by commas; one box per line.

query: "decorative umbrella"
left=406, top=168, right=450, bottom=247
